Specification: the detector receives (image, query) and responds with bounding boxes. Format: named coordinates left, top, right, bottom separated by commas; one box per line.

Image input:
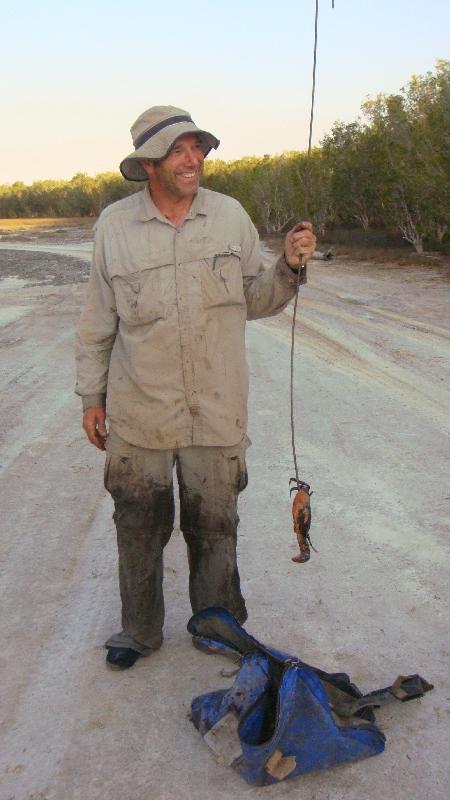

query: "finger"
left=292, top=221, right=313, bottom=233
left=295, top=247, right=315, bottom=258
left=97, top=419, right=107, bottom=438
left=293, top=244, right=315, bottom=257
left=91, top=428, right=106, bottom=450
left=291, top=230, right=316, bottom=243
left=93, top=419, right=107, bottom=449
left=293, top=237, right=316, bottom=248
left=83, top=418, right=105, bottom=450
left=84, top=423, right=98, bottom=448
left=94, top=434, right=106, bottom=451
left=291, top=238, right=315, bottom=252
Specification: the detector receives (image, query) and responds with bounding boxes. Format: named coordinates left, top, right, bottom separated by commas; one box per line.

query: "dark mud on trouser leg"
left=104, top=453, right=174, bottom=651
left=177, top=443, right=248, bottom=623
left=183, top=523, right=246, bottom=622
left=114, top=491, right=173, bottom=646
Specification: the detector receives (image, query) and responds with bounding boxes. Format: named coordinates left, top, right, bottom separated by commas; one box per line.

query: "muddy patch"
left=0, top=249, right=89, bottom=286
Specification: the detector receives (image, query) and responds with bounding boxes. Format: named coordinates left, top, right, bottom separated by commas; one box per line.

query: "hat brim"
left=120, top=122, right=220, bottom=181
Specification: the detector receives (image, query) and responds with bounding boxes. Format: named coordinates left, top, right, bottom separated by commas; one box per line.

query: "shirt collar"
left=185, top=189, right=208, bottom=219
left=138, top=186, right=208, bottom=223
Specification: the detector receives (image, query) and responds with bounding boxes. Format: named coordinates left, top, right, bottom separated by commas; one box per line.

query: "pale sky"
left=1, top=0, right=449, bottom=184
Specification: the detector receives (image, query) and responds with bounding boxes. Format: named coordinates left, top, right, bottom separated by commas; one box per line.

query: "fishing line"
left=290, top=0, right=334, bottom=490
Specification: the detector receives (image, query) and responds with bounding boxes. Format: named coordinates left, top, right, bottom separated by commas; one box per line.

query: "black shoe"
left=106, top=647, right=141, bottom=670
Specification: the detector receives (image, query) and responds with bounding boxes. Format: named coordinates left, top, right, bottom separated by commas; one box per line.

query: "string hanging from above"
left=289, top=0, right=335, bottom=564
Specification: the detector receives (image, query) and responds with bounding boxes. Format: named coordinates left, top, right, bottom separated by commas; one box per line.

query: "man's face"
left=141, top=134, right=205, bottom=200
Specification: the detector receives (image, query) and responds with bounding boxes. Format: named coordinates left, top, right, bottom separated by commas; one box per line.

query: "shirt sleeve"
left=237, top=206, right=307, bottom=321
left=75, top=217, right=118, bottom=409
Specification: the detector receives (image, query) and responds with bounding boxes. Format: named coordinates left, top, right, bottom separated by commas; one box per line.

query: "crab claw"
left=292, top=552, right=311, bottom=563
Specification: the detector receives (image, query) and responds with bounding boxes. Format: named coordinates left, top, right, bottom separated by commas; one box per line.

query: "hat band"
left=134, top=115, right=193, bottom=150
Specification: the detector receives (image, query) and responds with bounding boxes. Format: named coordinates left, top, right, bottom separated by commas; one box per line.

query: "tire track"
left=254, top=311, right=450, bottom=434
left=296, top=295, right=450, bottom=348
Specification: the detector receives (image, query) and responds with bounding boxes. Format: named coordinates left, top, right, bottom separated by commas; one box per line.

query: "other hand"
left=83, top=406, right=107, bottom=450
left=284, top=221, right=316, bottom=268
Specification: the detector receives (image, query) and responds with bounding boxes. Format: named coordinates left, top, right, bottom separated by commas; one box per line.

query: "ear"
left=139, top=160, right=155, bottom=180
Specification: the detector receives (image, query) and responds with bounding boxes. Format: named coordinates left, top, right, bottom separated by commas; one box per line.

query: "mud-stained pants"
left=104, top=439, right=249, bottom=654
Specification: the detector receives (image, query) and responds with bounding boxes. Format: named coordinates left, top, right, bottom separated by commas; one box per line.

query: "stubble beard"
left=161, top=163, right=203, bottom=200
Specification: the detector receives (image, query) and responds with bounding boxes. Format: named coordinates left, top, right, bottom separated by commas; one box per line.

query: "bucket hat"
left=120, top=105, right=220, bottom=181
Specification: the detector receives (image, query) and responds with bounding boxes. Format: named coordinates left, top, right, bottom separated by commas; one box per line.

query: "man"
left=76, top=105, right=316, bottom=669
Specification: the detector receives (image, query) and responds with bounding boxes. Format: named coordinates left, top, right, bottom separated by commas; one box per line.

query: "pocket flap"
left=181, top=241, right=242, bottom=264
left=108, top=250, right=173, bottom=279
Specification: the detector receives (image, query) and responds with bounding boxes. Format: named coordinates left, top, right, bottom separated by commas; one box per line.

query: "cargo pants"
left=104, top=438, right=249, bottom=654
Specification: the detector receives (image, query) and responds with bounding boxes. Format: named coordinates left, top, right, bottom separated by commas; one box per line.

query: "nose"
left=184, top=145, right=203, bottom=167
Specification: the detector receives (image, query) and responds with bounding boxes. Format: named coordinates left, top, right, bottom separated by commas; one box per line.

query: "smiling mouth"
left=178, top=172, right=197, bottom=179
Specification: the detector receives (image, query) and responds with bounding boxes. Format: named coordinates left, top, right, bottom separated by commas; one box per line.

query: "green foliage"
left=0, top=172, right=139, bottom=218
left=206, top=59, right=449, bottom=250
left=325, top=59, right=450, bottom=251
left=1, top=62, right=448, bottom=251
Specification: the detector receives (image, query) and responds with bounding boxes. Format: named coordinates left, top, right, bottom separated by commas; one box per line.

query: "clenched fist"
left=284, top=221, right=316, bottom=268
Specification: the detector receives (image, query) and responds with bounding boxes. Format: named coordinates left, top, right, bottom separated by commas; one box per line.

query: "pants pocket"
left=103, top=454, right=136, bottom=500
left=237, top=459, right=248, bottom=493
left=226, top=438, right=249, bottom=494
left=104, top=454, right=112, bottom=491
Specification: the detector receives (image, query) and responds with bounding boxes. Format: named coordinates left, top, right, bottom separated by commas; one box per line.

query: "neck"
left=148, top=183, right=194, bottom=227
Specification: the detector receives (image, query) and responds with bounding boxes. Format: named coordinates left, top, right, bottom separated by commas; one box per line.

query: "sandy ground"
left=0, top=226, right=449, bottom=800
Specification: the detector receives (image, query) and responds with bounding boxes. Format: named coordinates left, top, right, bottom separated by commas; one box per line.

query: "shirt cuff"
left=276, top=254, right=307, bottom=286
left=82, top=394, right=106, bottom=411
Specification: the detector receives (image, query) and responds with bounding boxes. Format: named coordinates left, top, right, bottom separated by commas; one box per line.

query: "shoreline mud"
left=0, top=223, right=449, bottom=800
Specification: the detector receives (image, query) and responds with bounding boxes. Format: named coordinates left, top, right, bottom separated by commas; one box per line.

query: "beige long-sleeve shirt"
left=75, top=186, right=306, bottom=449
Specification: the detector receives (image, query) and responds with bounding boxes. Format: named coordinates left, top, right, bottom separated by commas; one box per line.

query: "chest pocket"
left=110, top=260, right=170, bottom=326
left=199, top=245, right=245, bottom=310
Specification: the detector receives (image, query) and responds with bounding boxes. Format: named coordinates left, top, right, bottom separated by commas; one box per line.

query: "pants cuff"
left=105, top=630, right=162, bottom=655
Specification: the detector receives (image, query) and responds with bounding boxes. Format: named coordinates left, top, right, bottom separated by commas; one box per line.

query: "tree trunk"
left=436, top=223, right=447, bottom=244
left=395, top=192, right=425, bottom=253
